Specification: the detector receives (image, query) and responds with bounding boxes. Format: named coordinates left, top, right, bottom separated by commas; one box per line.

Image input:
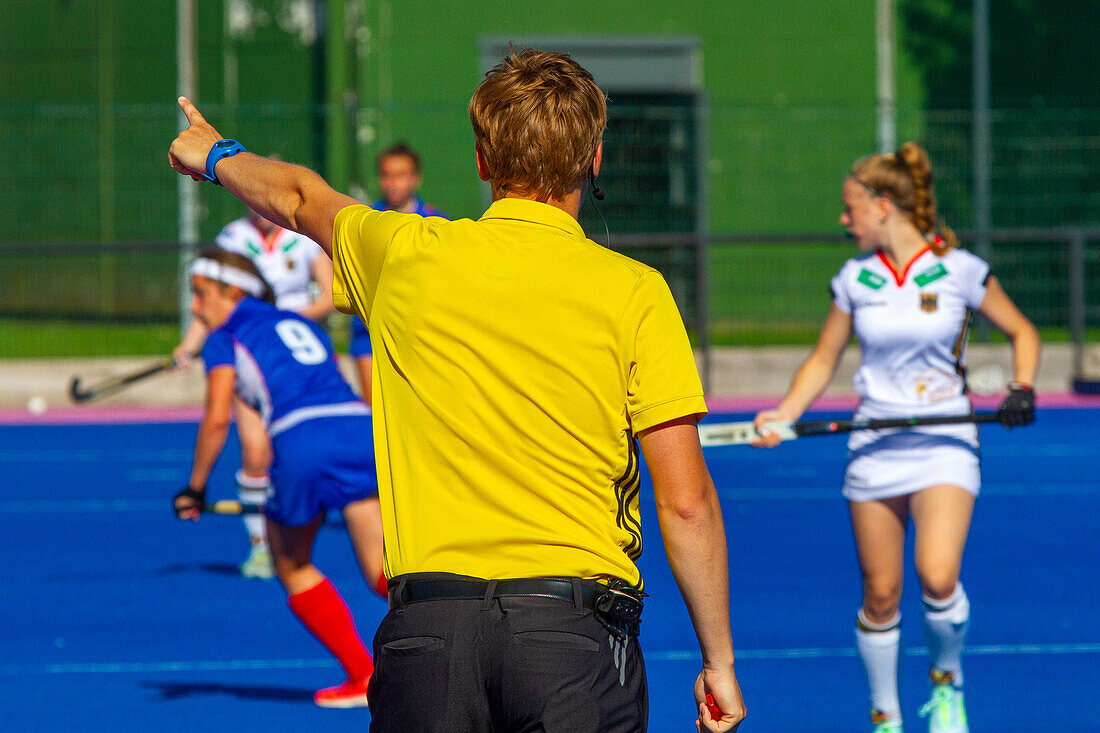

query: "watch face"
left=215, top=139, right=235, bottom=148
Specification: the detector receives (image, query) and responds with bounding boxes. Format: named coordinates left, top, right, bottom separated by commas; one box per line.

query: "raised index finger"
left=177, top=96, right=207, bottom=127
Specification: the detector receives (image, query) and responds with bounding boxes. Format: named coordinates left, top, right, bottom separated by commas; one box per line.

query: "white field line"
left=3, top=643, right=1098, bottom=675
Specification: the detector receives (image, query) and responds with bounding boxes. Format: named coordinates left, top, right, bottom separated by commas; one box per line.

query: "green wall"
left=355, top=1, right=917, bottom=232
left=3, top=2, right=1092, bottom=341
left=0, top=0, right=322, bottom=243
left=1, top=0, right=902, bottom=241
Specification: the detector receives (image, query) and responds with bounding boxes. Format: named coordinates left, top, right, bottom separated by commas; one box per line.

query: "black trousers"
left=367, top=574, right=647, bottom=732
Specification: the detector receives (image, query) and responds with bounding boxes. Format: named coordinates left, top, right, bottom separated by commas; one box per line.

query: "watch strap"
left=204, top=139, right=247, bottom=185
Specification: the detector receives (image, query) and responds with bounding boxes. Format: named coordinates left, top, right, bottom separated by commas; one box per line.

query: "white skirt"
left=842, top=397, right=981, bottom=503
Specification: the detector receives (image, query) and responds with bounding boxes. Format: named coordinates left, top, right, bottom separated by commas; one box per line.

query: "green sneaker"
left=240, top=543, right=275, bottom=580
left=918, top=672, right=968, bottom=733
left=871, top=708, right=903, bottom=733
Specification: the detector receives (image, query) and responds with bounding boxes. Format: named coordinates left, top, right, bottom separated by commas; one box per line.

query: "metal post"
left=695, top=234, right=711, bottom=392
left=326, top=0, right=351, bottom=193
left=97, top=0, right=117, bottom=316
left=177, top=0, right=199, bottom=336
left=972, top=0, right=992, bottom=340
left=354, top=0, right=391, bottom=197
left=875, top=0, right=897, bottom=153
left=354, top=0, right=377, bottom=195
left=223, top=0, right=239, bottom=132
left=1068, top=234, right=1086, bottom=382
left=695, top=93, right=711, bottom=392
left=378, top=0, right=394, bottom=148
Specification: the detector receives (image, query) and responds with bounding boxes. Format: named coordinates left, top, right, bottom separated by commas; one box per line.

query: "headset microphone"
left=590, top=169, right=605, bottom=201
left=587, top=168, right=611, bottom=248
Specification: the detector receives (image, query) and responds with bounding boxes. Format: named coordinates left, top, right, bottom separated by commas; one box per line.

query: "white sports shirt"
left=831, top=246, right=990, bottom=412
left=215, top=217, right=323, bottom=312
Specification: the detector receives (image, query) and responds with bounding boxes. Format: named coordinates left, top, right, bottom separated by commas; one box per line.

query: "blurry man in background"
left=349, top=143, right=449, bottom=402
left=373, top=142, right=448, bottom=217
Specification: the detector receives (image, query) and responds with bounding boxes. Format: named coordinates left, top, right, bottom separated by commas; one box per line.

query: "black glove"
left=173, top=485, right=206, bottom=518
left=998, top=383, right=1034, bottom=428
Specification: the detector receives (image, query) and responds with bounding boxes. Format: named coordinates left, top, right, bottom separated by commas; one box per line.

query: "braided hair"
left=850, top=141, right=957, bottom=254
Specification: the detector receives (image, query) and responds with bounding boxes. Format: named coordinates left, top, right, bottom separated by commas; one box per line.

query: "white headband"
left=188, top=257, right=266, bottom=297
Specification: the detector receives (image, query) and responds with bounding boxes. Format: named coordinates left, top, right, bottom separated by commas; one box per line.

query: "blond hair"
left=469, top=47, right=607, bottom=201
left=851, top=141, right=957, bottom=253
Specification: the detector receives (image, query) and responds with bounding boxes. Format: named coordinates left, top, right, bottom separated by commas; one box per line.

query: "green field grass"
left=0, top=317, right=354, bottom=358
left=2, top=317, right=1088, bottom=359
left=1, top=236, right=1091, bottom=357
left=0, top=320, right=180, bottom=357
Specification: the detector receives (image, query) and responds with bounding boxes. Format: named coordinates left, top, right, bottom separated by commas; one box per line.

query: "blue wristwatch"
left=203, top=139, right=247, bottom=185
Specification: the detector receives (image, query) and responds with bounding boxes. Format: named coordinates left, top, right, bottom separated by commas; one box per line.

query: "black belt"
left=388, top=575, right=645, bottom=630
left=390, top=577, right=603, bottom=608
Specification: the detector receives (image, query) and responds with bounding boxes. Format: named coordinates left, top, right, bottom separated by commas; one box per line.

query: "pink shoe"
left=313, top=677, right=370, bottom=708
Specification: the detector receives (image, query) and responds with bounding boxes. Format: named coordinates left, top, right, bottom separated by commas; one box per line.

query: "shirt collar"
left=220, top=296, right=259, bottom=331
left=371, top=195, right=425, bottom=215
left=876, top=245, right=932, bottom=286
left=478, top=198, right=585, bottom=238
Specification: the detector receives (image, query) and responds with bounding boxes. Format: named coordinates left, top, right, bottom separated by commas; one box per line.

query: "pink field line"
left=0, top=405, right=205, bottom=426
left=1, top=392, right=1097, bottom=426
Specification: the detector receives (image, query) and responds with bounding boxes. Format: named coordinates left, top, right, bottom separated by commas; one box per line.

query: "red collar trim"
left=877, top=245, right=931, bottom=286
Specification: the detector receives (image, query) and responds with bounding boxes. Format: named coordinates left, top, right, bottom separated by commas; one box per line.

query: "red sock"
left=374, top=572, right=388, bottom=599
left=288, top=578, right=374, bottom=682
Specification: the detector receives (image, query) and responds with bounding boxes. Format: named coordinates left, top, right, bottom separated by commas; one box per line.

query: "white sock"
left=922, top=583, right=969, bottom=686
left=855, top=608, right=902, bottom=717
left=236, top=470, right=270, bottom=548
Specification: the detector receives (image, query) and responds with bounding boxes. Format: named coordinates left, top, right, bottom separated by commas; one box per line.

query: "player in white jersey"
left=213, top=214, right=333, bottom=316
left=174, top=209, right=335, bottom=579
left=753, top=142, right=1039, bottom=733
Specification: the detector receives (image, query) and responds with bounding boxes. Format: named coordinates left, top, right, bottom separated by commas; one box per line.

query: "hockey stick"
left=698, top=412, right=1004, bottom=447
left=204, top=500, right=264, bottom=515
left=69, top=356, right=182, bottom=403
left=201, top=500, right=346, bottom=528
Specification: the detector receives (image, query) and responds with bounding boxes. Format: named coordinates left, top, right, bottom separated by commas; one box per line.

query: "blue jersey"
left=369, top=195, right=448, bottom=219
left=202, top=297, right=367, bottom=436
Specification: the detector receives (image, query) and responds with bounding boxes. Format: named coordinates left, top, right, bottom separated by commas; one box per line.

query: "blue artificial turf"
left=0, top=409, right=1096, bottom=731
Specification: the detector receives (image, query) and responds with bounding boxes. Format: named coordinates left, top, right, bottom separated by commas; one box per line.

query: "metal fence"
left=615, top=227, right=1100, bottom=390
left=4, top=229, right=1097, bottom=389
left=3, top=102, right=1099, bottom=242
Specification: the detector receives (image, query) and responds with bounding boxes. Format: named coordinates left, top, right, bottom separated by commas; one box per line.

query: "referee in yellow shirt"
left=170, top=47, right=745, bottom=733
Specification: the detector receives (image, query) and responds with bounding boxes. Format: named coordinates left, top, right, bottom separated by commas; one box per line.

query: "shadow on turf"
left=199, top=562, right=254, bottom=577
left=44, top=562, right=257, bottom=581
left=143, top=681, right=314, bottom=703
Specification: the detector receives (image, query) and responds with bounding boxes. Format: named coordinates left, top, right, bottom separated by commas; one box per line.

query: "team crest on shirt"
left=920, top=292, right=938, bottom=312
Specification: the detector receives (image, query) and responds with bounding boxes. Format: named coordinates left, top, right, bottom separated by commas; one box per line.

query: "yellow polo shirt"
left=332, top=198, right=706, bottom=586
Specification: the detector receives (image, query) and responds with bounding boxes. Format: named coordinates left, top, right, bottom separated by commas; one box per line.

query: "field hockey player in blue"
left=173, top=248, right=383, bottom=708
left=174, top=208, right=335, bottom=580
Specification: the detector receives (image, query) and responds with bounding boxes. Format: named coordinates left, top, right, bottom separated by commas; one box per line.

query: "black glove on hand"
left=998, top=383, right=1034, bottom=428
left=173, top=485, right=206, bottom=518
